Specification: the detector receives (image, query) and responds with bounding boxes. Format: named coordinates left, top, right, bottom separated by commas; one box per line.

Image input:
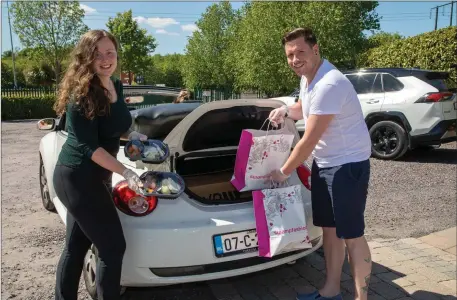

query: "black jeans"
left=53, top=164, right=126, bottom=300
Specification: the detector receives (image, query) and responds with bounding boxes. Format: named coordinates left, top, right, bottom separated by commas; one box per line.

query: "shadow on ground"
left=118, top=248, right=456, bottom=300
left=398, top=147, right=457, bottom=165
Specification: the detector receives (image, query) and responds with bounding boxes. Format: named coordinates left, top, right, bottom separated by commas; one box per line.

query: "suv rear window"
left=346, top=73, right=383, bottom=94
left=382, top=74, right=404, bottom=92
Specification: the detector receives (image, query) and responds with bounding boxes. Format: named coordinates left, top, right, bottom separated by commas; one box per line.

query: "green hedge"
left=360, top=27, right=457, bottom=85
left=2, top=95, right=56, bottom=120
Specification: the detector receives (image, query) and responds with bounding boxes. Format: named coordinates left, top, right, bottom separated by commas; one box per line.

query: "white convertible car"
left=38, top=98, right=323, bottom=298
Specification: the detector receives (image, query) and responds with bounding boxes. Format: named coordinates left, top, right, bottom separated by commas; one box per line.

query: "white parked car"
left=271, top=68, right=457, bottom=160
left=38, top=99, right=323, bottom=299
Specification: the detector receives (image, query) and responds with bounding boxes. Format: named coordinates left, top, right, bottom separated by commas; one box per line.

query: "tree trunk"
left=128, top=70, right=132, bottom=85
left=55, top=60, right=61, bottom=86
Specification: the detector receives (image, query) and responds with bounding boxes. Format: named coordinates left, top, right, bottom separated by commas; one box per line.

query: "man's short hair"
left=282, top=27, right=318, bottom=47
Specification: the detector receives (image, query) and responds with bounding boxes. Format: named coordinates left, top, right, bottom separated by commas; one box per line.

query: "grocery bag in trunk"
left=253, top=184, right=312, bottom=257
left=231, top=122, right=294, bottom=192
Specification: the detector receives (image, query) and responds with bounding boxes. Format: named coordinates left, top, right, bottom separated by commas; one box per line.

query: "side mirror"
left=37, top=118, right=56, bottom=131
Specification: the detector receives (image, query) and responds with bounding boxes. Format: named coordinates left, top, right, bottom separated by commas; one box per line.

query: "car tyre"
left=39, top=156, right=56, bottom=213
left=83, top=246, right=127, bottom=300
left=369, top=121, right=408, bottom=160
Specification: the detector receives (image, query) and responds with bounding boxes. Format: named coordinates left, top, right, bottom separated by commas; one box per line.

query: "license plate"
left=213, top=229, right=258, bottom=258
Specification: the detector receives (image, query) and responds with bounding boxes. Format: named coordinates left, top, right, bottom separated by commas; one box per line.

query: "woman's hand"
left=128, top=131, right=147, bottom=141
left=122, top=168, right=143, bottom=193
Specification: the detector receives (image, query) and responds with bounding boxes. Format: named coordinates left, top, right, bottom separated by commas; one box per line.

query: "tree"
left=182, top=1, right=239, bottom=90
left=107, top=10, right=158, bottom=85
left=145, top=54, right=185, bottom=87
left=366, top=31, right=404, bottom=48
left=225, top=2, right=380, bottom=96
left=10, top=0, right=89, bottom=84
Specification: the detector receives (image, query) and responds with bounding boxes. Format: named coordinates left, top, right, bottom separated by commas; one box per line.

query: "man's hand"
left=269, top=168, right=290, bottom=183
left=128, top=131, right=148, bottom=141
left=268, top=105, right=288, bottom=127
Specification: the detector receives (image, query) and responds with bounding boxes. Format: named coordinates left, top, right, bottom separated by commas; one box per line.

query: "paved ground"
left=122, top=228, right=457, bottom=300
left=1, top=120, right=456, bottom=300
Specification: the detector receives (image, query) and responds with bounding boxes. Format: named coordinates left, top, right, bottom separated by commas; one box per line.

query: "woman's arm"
left=91, top=148, right=127, bottom=175
left=70, top=104, right=127, bottom=175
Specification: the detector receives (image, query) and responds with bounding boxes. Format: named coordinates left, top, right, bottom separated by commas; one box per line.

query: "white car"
left=271, top=68, right=457, bottom=160
left=38, top=99, right=323, bottom=299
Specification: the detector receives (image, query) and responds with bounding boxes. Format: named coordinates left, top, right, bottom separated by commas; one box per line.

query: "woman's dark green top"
left=56, top=78, right=132, bottom=170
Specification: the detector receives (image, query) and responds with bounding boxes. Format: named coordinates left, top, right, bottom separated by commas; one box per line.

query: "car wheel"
left=83, top=246, right=127, bottom=300
left=39, top=156, right=56, bottom=213
left=369, top=121, right=408, bottom=160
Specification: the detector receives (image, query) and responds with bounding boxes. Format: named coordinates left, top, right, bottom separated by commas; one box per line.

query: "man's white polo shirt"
left=299, top=59, right=371, bottom=168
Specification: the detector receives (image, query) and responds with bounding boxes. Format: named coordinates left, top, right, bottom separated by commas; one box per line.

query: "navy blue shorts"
left=311, top=159, right=370, bottom=239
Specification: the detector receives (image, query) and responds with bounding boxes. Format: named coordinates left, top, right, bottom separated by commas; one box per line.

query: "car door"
left=346, top=73, right=384, bottom=115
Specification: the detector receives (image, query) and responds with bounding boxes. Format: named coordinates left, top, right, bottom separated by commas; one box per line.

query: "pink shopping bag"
left=231, top=125, right=294, bottom=192
left=253, top=185, right=312, bottom=257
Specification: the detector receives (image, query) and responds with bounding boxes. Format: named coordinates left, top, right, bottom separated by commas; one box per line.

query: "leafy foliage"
left=144, top=54, right=185, bottom=87
left=10, top=0, right=89, bottom=83
left=182, top=1, right=239, bottom=89
left=182, top=1, right=380, bottom=96
left=1, top=95, right=56, bottom=120
left=107, top=10, right=158, bottom=84
left=362, top=27, right=457, bottom=85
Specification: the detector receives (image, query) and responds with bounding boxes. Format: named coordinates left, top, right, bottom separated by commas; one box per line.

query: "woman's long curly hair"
left=54, top=30, right=119, bottom=120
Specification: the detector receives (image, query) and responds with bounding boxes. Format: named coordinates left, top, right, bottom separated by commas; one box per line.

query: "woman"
left=173, top=89, right=190, bottom=103
left=53, top=29, right=146, bottom=300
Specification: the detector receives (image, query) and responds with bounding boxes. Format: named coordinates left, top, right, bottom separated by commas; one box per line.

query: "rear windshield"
left=421, top=72, right=453, bottom=91
left=425, top=79, right=449, bottom=91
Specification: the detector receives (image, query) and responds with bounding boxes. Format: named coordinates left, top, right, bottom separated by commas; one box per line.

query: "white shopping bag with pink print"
left=231, top=123, right=294, bottom=192
left=253, top=184, right=312, bottom=257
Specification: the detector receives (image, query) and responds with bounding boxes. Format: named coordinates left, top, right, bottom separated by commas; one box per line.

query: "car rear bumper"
left=120, top=235, right=323, bottom=287
left=117, top=199, right=322, bottom=286
left=410, top=119, right=457, bottom=147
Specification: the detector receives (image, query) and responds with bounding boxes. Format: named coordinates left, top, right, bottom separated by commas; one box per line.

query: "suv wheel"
left=369, top=121, right=408, bottom=160
left=39, top=156, right=56, bottom=213
left=83, top=246, right=127, bottom=300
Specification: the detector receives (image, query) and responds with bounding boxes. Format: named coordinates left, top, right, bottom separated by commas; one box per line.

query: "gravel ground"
left=1, top=120, right=456, bottom=299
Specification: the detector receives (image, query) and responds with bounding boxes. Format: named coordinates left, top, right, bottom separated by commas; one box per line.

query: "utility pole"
left=431, top=1, right=457, bottom=30
left=435, top=6, right=439, bottom=30
left=6, top=0, right=18, bottom=88
left=451, top=1, right=454, bottom=26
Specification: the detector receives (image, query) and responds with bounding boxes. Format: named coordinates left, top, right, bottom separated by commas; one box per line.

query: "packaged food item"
left=138, top=171, right=185, bottom=199
left=124, top=139, right=169, bottom=163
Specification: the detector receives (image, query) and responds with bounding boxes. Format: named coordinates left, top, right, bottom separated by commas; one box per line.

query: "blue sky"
left=1, top=1, right=455, bottom=55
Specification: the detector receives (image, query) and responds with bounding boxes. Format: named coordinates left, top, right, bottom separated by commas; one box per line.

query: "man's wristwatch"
left=282, top=105, right=289, bottom=118
left=279, top=167, right=290, bottom=178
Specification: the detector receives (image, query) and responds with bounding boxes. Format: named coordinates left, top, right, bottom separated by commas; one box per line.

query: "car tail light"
left=296, top=164, right=311, bottom=190
left=416, top=92, right=454, bottom=103
left=112, top=180, right=157, bottom=217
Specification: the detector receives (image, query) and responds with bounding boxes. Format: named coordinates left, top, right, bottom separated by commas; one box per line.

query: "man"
left=269, top=27, right=372, bottom=300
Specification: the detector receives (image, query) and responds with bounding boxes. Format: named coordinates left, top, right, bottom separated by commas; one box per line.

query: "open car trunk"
left=159, top=99, right=301, bottom=205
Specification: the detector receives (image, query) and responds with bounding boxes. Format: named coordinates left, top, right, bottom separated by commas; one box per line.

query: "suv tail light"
left=296, top=164, right=312, bottom=190
left=112, top=181, right=158, bottom=217
left=416, top=92, right=454, bottom=103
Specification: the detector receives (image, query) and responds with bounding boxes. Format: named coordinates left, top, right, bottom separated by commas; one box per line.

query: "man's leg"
left=332, top=159, right=371, bottom=300
left=297, top=161, right=345, bottom=299
left=345, top=237, right=371, bottom=299
left=319, top=227, right=346, bottom=297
